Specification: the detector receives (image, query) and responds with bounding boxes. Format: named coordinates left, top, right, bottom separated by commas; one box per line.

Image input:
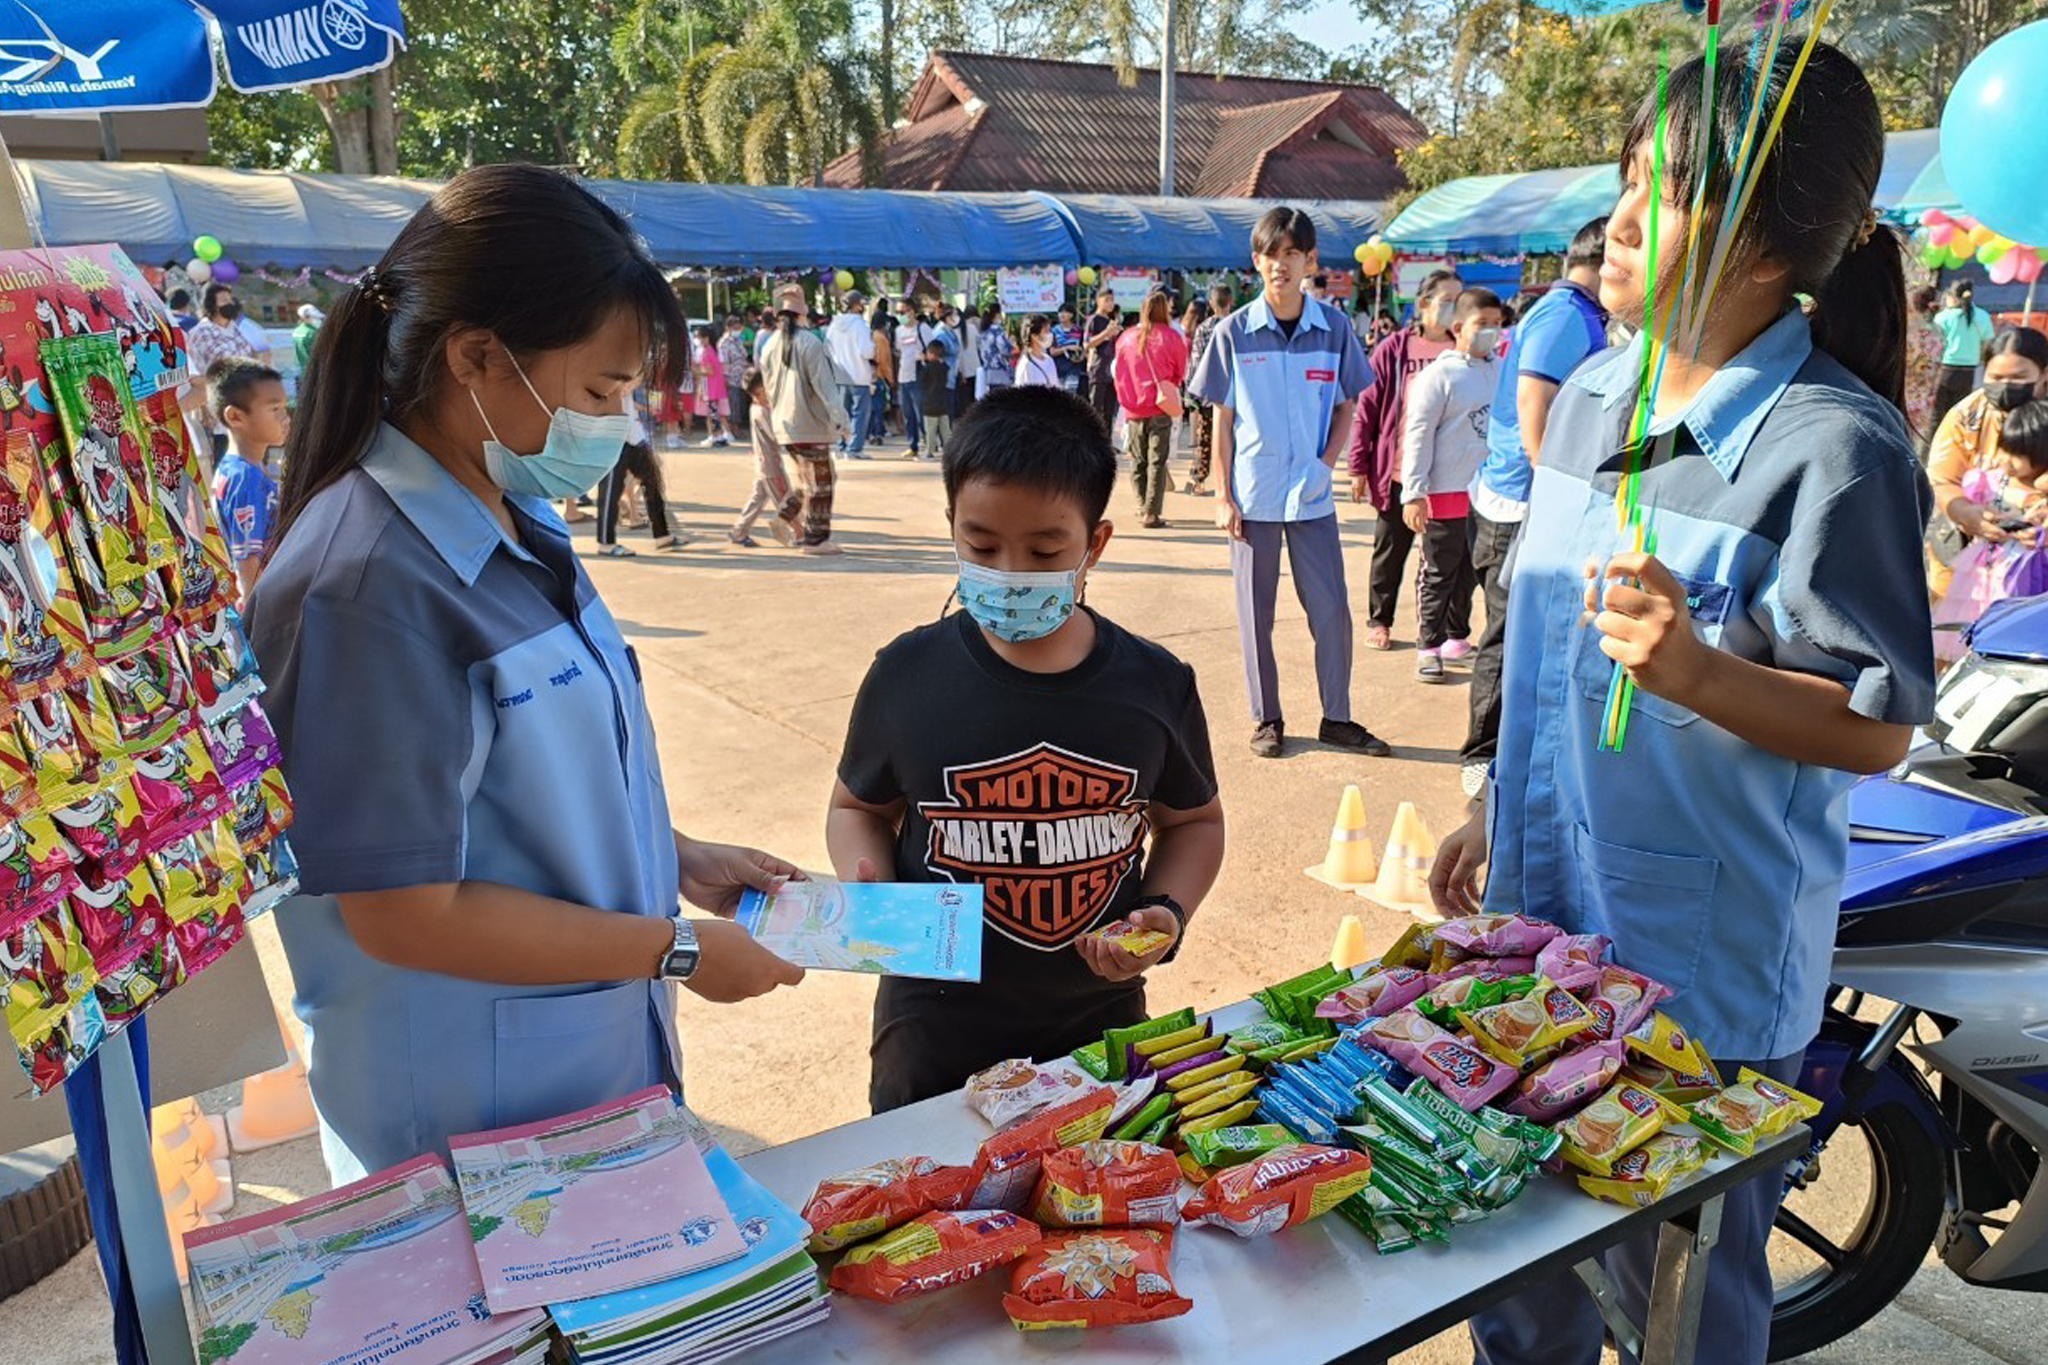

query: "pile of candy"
left=0, top=246, right=297, bottom=1092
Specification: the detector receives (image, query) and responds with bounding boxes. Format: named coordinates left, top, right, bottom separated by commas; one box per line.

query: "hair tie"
left=1853, top=209, right=1879, bottom=250
left=359, top=265, right=394, bottom=313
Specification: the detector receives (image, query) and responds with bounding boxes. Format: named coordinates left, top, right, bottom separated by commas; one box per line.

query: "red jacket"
left=1113, top=326, right=1189, bottom=419
left=1346, top=326, right=1425, bottom=512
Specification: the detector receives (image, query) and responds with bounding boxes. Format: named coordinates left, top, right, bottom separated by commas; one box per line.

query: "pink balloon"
left=1065, top=269, right=1078, bottom=285
left=2019, top=252, right=2044, bottom=285
left=1928, top=223, right=1953, bottom=246
left=1922, top=209, right=1950, bottom=228
left=1990, top=252, right=2021, bottom=285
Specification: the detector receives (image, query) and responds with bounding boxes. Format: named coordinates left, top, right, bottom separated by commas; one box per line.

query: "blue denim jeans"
left=839, top=383, right=872, bottom=455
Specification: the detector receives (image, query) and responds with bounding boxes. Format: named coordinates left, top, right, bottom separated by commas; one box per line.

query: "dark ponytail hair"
left=277, top=164, right=686, bottom=541
left=1623, top=39, right=1905, bottom=410
left=1990, top=326, right=2048, bottom=371
left=1953, top=281, right=1982, bottom=327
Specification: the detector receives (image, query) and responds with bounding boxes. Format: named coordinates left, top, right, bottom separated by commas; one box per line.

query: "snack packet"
left=1313, top=966, right=1433, bottom=1024
left=42, top=334, right=167, bottom=588
left=238, top=833, right=300, bottom=920
left=1182, top=1143, right=1373, bottom=1237
left=169, top=901, right=245, bottom=979
left=1577, top=964, right=1670, bottom=1042
left=1414, top=971, right=1530, bottom=1028
left=965, top=1057, right=1098, bottom=1129
left=1182, top=1124, right=1295, bottom=1172
left=18, top=991, right=106, bottom=1094
left=1619, top=1040, right=1724, bottom=1106
left=1553, top=1082, right=1682, bottom=1176
left=1253, top=964, right=1350, bottom=1034
left=1103, top=1009, right=1196, bottom=1081
left=3, top=900, right=94, bottom=1048
left=1362, top=1008, right=1516, bottom=1109
left=828, top=1209, right=1041, bottom=1303
left=1432, top=913, right=1562, bottom=959
left=800, top=1156, right=978, bottom=1253
left=1003, top=1229, right=1192, bottom=1330
left=1458, top=977, right=1596, bottom=1068
left=1576, top=1132, right=1707, bottom=1207
left=0, top=813, right=81, bottom=929
left=150, top=816, right=246, bottom=926
left=14, top=687, right=104, bottom=801
left=132, top=730, right=228, bottom=844
left=1070, top=1040, right=1110, bottom=1079
left=137, top=388, right=234, bottom=625
left=1625, top=1012, right=1704, bottom=1071
left=1533, top=933, right=1610, bottom=991
left=95, top=933, right=172, bottom=1029
left=70, top=861, right=169, bottom=976
left=49, top=777, right=148, bottom=882
left=182, top=605, right=264, bottom=722
left=968, top=1088, right=1116, bottom=1210
left=1032, top=1140, right=1182, bottom=1228
left=1688, top=1069, right=1824, bottom=1156
left=1504, top=1039, right=1628, bottom=1122
left=95, top=637, right=193, bottom=756
left=1224, top=1020, right=1305, bottom=1055
left=1087, top=918, right=1174, bottom=959
left=199, top=701, right=280, bottom=791
left=0, top=442, right=89, bottom=706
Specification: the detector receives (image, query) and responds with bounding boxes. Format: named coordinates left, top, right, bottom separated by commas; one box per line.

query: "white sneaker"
left=768, top=520, right=797, bottom=548
left=800, top=540, right=845, bottom=557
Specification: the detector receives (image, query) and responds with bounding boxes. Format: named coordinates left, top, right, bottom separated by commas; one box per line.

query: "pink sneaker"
left=1440, top=637, right=1475, bottom=664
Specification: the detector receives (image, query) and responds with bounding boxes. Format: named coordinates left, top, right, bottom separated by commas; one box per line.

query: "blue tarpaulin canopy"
left=1386, top=128, right=1955, bottom=255
left=15, top=159, right=1385, bottom=271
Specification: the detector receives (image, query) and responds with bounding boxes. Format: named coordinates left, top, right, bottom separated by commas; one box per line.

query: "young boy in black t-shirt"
left=829, top=387, right=1225, bottom=1113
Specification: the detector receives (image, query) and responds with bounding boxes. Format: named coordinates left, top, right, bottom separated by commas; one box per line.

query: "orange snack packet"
left=1032, top=1140, right=1182, bottom=1228
left=1181, top=1143, right=1373, bottom=1237
left=968, top=1087, right=1116, bottom=1210
left=828, top=1209, right=1041, bottom=1303
left=801, top=1156, right=977, bottom=1253
left=1004, top=1228, right=1193, bottom=1329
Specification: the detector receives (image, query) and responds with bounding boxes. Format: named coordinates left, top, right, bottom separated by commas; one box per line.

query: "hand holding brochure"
left=733, top=878, right=982, bottom=982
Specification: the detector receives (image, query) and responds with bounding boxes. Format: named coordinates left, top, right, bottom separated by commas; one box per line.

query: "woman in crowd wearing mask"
left=247, top=165, right=806, bottom=1183
left=1926, top=327, right=2048, bottom=599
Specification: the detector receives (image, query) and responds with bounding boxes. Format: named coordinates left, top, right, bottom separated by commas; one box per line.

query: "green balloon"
left=1981, top=242, right=2009, bottom=265
left=193, top=235, right=223, bottom=263
left=1921, top=245, right=1945, bottom=269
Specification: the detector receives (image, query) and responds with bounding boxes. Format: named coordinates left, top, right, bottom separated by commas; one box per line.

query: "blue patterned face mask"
left=955, top=558, right=1079, bottom=642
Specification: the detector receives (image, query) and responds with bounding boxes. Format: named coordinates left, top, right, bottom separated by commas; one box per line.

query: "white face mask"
left=471, top=353, right=630, bottom=500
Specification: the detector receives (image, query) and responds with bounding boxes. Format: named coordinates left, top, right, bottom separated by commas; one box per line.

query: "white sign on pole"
left=996, top=265, right=1065, bottom=314
left=1105, top=267, right=1159, bottom=312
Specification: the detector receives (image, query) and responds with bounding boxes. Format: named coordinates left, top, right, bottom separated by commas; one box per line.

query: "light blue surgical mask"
left=471, top=354, right=631, bottom=499
left=955, top=558, right=1080, bottom=643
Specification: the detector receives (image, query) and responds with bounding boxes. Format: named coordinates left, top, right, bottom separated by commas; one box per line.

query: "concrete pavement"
left=3, top=434, right=2039, bottom=1361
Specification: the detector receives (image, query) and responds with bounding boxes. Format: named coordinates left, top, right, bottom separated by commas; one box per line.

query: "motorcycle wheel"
left=1768, top=1094, right=1945, bottom=1361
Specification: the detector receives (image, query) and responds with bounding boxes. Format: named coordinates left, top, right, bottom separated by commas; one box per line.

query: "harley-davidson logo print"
left=919, top=743, right=1148, bottom=950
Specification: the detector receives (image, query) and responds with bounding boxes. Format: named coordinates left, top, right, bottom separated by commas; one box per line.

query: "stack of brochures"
left=184, top=1155, right=552, bottom=1365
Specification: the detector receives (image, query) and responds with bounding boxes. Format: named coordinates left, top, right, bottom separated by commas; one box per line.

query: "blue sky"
left=1284, top=0, right=1374, bottom=58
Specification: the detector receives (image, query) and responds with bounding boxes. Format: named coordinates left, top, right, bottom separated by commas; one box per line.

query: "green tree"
left=205, top=85, right=334, bottom=171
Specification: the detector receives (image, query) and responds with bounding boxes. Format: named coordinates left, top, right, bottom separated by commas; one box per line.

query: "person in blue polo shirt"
left=246, top=165, right=805, bottom=1185
left=1458, top=218, right=1610, bottom=789
left=1188, top=207, right=1389, bottom=761
left=1431, top=43, right=1934, bottom=1365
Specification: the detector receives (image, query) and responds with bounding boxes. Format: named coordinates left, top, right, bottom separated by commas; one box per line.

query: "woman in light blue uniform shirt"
left=246, top=166, right=805, bottom=1184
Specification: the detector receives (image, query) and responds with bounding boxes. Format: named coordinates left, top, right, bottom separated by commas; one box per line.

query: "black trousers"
left=596, top=440, right=670, bottom=544
left=1367, top=480, right=1417, bottom=629
left=1088, top=374, right=1119, bottom=437
left=1931, top=363, right=1977, bottom=437
left=1415, top=512, right=1477, bottom=651
left=1460, top=512, right=1522, bottom=766
left=869, top=983, right=1146, bottom=1114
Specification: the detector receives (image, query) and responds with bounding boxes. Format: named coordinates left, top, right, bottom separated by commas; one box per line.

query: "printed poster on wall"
left=996, top=266, right=1064, bottom=315
left=1104, top=268, right=1158, bottom=312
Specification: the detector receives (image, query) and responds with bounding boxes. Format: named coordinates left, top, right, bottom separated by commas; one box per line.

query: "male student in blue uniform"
left=1188, top=207, right=1390, bottom=761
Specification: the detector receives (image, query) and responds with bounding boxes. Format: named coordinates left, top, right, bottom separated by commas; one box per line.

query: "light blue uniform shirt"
left=246, top=424, right=680, bottom=1182
left=1186, top=294, right=1372, bottom=523
left=1476, top=281, right=1608, bottom=507
left=1487, top=312, right=1935, bottom=1061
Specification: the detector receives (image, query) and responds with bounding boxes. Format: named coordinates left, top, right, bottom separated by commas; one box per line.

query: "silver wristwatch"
left=659, top=915, right=701, bottom=981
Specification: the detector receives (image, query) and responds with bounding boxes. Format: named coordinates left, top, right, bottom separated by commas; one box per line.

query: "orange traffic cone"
left=1330, top=914, right=1372, bottom=972
left=1305, top=785, right=1379, bottom=891
left=227, top=1011, right=320, bottom=1151
left=1368, top=801, right=1440, bottom=918
left=155, top=1102, right=235, bottom=1214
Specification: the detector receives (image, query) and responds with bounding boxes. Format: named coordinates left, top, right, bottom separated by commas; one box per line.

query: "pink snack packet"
left=1535, top=933, right=1611, bottom=991
left=1580, top=964, right=1671, bottom=1041
left=1361, top=1007, right=1517, bottom=1110
left=1505, top=1039, right=1629, bottom=1121
left=1433, top=913, right=1564, bottom=959
left=1437, top=955, right=1537, bottom=984
left=1314, top=966, right=1434, bottom=1024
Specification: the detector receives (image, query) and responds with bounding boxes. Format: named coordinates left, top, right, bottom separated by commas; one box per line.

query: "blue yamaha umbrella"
left=0, top=0, right=405, bottom=112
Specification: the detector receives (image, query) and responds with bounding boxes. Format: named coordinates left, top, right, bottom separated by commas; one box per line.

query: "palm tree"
left=618, top=0, right=880, bottom=185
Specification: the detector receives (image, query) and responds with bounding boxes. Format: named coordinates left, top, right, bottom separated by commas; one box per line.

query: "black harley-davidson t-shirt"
left=840, top=608, right=1218, bottom=1109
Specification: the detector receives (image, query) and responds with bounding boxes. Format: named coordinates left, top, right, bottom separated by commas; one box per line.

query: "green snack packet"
left=1472, top=1102, right=1565, bottom=1165
left=1070, top=1040, right=1111, bottom=1079
left=1255, top=964, right=1349, bottom=1031
left=1276, top=1036, right=1339, bottom=1064
left=1358, top=1076, right=1450, bottom=1152
left=1224, top=1021, right=1303, bottom=1054
left=1404, top=1078, right=1544, bottom=1170
left=1416, top=973, right=1537, bottom=1028
left=1102, top=1008, right=1197, bottom=1081
left=1182, top=1123, right=1292, bottom=1170
left=1110, top=1092, right=1175, bottom=1142
left=1342, top=1123, right=1457, bottom=1201
left=1368, top=1163, right=1449, bottom=1213
left=1137, top=1110, right=1175, bottom=1145
left=1336, top=1191, right=1419, bottom=1253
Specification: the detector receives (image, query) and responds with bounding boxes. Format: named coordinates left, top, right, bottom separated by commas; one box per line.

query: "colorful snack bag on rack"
left=1362, top=1008, right=1516, bottom=1110
left=95, top=635, right=195, bottom=755
left=1003, top=1228, right=1193, bottom=1329
left=257, top=764, right=294, bottom=843
left=18, top=991, right=106, bottom=1094
left=968, top=1088, right=1116, bottom=1210
left=150, top=815, right=247, bottom=927
left=1575, top=1132, right=1706, bottom=1207
left=238, top=833, right=298, bottom=920
left=1313, top=966, right=1433, bottom=1025
left=169, top=901, right=246, bottom=979
left=199, top=700, right=279, bottom=789
left=15, top=687, right=104, bottom=801
left=1553, top=1082, right=1682, bottom=1177
left=3, top=899, right=94, bottom=1048
left=1182, top=1143, right=1374, bottom=1237
left=94, top=931, right=173, bottom=1030
left=1534, top=933, right=1611, bottom=991
left=828, top=1209, right=1042, bottom=1304
left=1504, top=1039, right=1628, bottom=1123
left=41, top=334, right=168, bottom=587
left=132, top=729, right=229, bottom=843
left=0, top=437, right=89, bottom=703
left=1432, top=913, right=1563, bottom=959
left=69, top=860, right=168, bottom=976
left=1457, top=977, right=1596, bottom=1068
left=1576, top=964, right=1670, bottom=1042
left=1032, top=1140, right=1182, bottom=1228
left=1687, top=1069, right=1823, bottom=1157
left=137, top=388, right=233, bottom=623
left=182, top=604, right=263, bottom=722
left=801, top=1156, right=979, bottom=1253
left=49, top=775, right=148, bottom=884
left=0, top=813, right=80, bottom=930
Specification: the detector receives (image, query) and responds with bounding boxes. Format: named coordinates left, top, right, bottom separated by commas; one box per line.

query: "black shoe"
left=1250, top=720, right=1285, bottom=758
left=1319, top=719, right=1391, bottom=757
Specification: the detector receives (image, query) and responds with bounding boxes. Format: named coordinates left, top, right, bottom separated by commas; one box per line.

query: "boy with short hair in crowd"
left=827, top=386, right=1226, bottom=1112
left=1400, top=287, right=1505, bottom=682
left=730, top=365, right=801, bottom=548
left=207, top=357, right=289, bottom=601
left=918, top=341, right=953, bottom=460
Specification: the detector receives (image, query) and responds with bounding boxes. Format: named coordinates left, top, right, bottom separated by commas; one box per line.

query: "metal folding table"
left=737, top=998, right=1802, bottom=1365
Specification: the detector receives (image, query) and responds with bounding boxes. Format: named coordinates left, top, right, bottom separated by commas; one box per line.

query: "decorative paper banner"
left=996, top=265, right=1064, bottom=314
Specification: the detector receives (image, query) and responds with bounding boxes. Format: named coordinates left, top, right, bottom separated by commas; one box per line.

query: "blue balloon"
left=1941, top=21, right=2048, bottom=245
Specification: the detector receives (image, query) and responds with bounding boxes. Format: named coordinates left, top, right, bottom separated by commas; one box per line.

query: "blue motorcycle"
left=1770, top=594, right=2048, bottom=1357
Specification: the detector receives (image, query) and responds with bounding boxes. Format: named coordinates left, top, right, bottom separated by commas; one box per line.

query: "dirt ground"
left=3, top=434, right=2037, bottom=1363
